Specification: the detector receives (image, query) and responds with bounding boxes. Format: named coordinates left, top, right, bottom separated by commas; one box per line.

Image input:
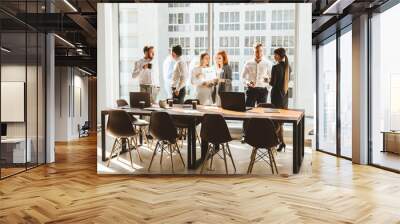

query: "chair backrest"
left=184, top=99, right=200, bottom=105
left=116, top=99, right=129, bottom=107
left=200, top=114, right=232, bottom=144
left=244, top=118, right=279, bottom=149
left=107, top=110, right=136, bottom=138
left=257, top=103, right=276, bottom=108
left=149, top=111, right=178, bottom=143
left=129, top=92, right=151, bottom=108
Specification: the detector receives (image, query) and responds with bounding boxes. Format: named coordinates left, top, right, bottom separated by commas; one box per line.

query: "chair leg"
left=126, top=138, right=135, bottom=168
left=226, top=143, right=236, bottom=173
left=209, top=144, right=214, bottom=170
left=221, top=144, right=229, bottom=175
left=200, top=145, right=212, bottom=174
left=247, top=147, right=257, bottom=174
left=107, top=138, right=119, bottom=167
left=270, top=148, right=279, bottom=174
left=175, top=143, right=185, bottom=167
left=267, top=149, right=275, bottom=174
left=131, top=137, right=142, bottom=162
left=160, top=141, right=164, bottom=165
left=168, top=144, right=174, bottom=173
left=148, top=141, right=159, bottom=171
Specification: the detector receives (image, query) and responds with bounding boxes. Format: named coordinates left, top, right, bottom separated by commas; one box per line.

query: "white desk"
left=1, top=138, right=31, bottom=163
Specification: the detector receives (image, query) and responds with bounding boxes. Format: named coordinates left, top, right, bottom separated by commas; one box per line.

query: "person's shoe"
left=277, top=143, right=286, bottom=152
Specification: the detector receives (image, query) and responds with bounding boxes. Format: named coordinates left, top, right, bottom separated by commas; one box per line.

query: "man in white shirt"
left=241, top=43, right=273, bottom=107
left=171, top=45, right=188, bottom=104
left=132, top=46, right=159, bottom=103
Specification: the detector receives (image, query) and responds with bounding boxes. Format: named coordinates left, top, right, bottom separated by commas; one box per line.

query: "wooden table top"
left=103, top=105, right=304, bottom=123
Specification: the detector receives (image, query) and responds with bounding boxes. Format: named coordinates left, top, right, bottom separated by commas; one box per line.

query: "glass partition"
left=317, top=37, right=337, bottom=154
left=370, top=3, right=400, bottom=171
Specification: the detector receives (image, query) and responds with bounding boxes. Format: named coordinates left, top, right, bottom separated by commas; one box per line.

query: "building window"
left=219, top=36, right=240, bottom=55
left=270, top=36, right=294, bottom=55
left=244, top=11, right=266, bottom=30
left=195, top=12, right=208, bottom=31
left=194, top=37, right=208, bottom=55
left=230, top=61, right=240, bottom=80
left=271, top=9, right=294, bottom=30
left=244, top=36, right=266, bottom=55
left=219, top=12, right=240, bottom=31
left=168, top=3, right=190, bottom=8
left=169, top=37, right=191, bottom=55
left=168, top=13, right=190, bottom=32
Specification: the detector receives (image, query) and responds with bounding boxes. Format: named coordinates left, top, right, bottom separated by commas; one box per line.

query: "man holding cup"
left=132, top=45, right=159, bottom=104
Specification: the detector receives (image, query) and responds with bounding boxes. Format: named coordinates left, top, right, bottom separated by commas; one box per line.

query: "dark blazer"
left=270, top=61, right=289, bottom=109
left=217, top=64, right=233, bottom=93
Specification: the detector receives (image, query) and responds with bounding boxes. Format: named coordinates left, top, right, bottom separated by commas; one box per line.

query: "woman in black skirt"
left=270, top=48, right=290, bottom=152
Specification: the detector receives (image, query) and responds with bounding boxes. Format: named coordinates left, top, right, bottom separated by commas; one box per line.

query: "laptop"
left=129, top=92, right=151, bottom=108
left=1, top=123, right=7, bottom=140
left=219, top=92, right=252, bottom=112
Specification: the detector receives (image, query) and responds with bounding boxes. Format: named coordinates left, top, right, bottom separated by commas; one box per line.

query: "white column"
left=352, top=14, right=369, bottom=164
left=46, top=33, right=55, bottom=163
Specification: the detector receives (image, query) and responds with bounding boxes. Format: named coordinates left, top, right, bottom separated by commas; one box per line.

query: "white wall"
left=54, top=67, right=89, bottom=141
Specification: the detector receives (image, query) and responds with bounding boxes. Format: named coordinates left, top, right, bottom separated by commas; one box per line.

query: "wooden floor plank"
left=0, top=135, right=400, bottom=223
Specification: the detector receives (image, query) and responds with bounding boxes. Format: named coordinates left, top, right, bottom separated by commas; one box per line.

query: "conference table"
left=101, top=105, right=305, bottom=174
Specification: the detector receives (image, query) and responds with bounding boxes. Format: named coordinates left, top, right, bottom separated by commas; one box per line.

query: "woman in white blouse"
left=191, top=52, right=216, bottom=105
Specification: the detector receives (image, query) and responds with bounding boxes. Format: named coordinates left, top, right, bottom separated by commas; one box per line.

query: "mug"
left=167, top=99, right=173, bottom=107
left=147, top=63, right=152, bottom=69
left=139, top=101, right=145, bottom=109
left=192, top=100, right=197, bottom=110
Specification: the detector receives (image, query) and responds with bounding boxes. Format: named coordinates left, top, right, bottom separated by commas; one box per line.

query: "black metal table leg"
left=139, top=115, right=144, bottom=145
left=101, top=111, right=106, bottom=162
left=292, top=120, right=299, bottom=174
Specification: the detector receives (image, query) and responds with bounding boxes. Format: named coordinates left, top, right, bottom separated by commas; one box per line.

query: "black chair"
left=257, top=103, right=285, bottom=152
left=173, top=99, right=202, bottom=147
left=244, top=118, right=280, bottom=174
left=148, top=111, right=185, bottom=172
left=116, top=99, right=129, bottom=107
left=78, top=121, right=90, bottom=138
left=106, top=110, right=142, bottom=168
left=200, top=114, right=236, bottom=174
left=116, top=99, right=151, bottom=146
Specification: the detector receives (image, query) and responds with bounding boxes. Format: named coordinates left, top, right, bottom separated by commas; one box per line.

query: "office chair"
left=148, top=111, right=185, bottom=172
left=200, top=114, right=236, bottom=174
left=244, top=118, right=280, bottom=174
left=106, top=110, right=142, bottom=168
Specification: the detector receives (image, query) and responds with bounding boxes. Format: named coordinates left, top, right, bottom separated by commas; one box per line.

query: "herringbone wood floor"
left=1, top=135, right=400, bottom=223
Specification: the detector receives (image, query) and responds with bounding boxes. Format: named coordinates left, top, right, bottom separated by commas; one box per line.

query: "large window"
left=370, top=3, right=400, bottom=171
left=271, top=9, right=295, bottom=30
left=317, top=37, right=337, bottom=154
left=118, top=3, right=298, bottom=102
left=340, top=29, right=352, bottom=158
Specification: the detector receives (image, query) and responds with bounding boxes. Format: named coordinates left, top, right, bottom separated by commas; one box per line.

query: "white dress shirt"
left=132, top=58, right=158, bottom=86
left=171, top=57, right=188, bottom=91
left=241, top=57, right=273, bottom=88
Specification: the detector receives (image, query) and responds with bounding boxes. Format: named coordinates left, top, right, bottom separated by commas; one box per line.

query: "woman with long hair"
left=214, top=50, right=233, bottom=105
left=270, top=48, right=291, bottom=151
left=191, top=52, right=215, bottom=105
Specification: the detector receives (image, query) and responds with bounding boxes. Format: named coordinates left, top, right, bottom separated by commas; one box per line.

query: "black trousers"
left=245, top=87, right=268, bottom=107
left=172, top=87, right=186, bottom=104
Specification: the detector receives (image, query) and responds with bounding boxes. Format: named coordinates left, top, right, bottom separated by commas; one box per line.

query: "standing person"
left=241, top=43, right=272, bottom=107
left=132, top=46, right=159, bottom=103
left=270, top=48, right=291, bottom=152
left=191, top=52, right=216, bottom=105
left=160, top=55, right=176, bottom=100
left=214, top=50, right=232, bottom=105
left=171, top=45, right=188, bottom=104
